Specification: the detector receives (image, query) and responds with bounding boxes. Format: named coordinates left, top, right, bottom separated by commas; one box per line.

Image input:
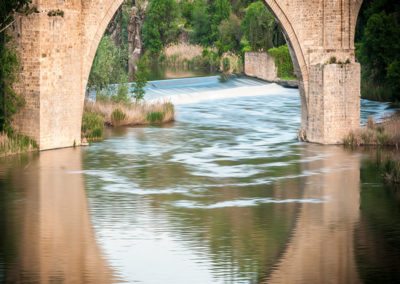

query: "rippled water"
left=1, top=77, right=400, bottom=283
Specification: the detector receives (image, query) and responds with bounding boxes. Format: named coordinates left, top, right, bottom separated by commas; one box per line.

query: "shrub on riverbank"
left=0, top=132, right=38, bottom=157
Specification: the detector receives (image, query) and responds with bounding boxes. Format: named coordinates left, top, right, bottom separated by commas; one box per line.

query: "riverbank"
left=343, top=114, right=400, bottom=184
left=343, top=115, right=400, bottom=147
left=0, top=132, right=38, bottom=157
left=82, top=100, right=175, bottom=141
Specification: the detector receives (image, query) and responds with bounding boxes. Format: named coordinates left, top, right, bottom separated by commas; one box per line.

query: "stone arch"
left=81, top=0, right=311, bottom=97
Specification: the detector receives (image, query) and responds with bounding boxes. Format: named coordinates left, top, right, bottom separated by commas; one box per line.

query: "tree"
left=216, top=14, right=243, bottom=54
left=88, top=36, right=127, bottom=91
left=209, top=0, right=232, bottom=43
left=179, top=0, right=195, bottom=27
left=190, top=0, right=212, bottom=46
left=133, top=56, right=149, bottom=102
left=241, top=1, right=275, bottom=51
left=141, top=0, right=180, bottom=54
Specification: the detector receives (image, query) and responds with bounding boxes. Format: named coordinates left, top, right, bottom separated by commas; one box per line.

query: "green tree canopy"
left=88, top=36, right=127, bottom=90
left=190, top=0, right=212, bottom=45
left=209, top=0, right=232, bottom=42
left=356, top=0, right=400, bottom=101
left=216, top=14, right=243, bottom=54
left=142, top=0, right=180, bottom=54
left=241, top=1, right=275, bottom=51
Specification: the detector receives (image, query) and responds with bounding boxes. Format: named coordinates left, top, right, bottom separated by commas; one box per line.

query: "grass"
left=82, top=100, right=175, bottom=140
left=81, top=111, right=105, bottom=141
left=146, top=111, right=164, bottom=124
left=0, top=132, right=38, bottom=157
left=343, top=116, right=400, bottom=147
left=111, top=108, right=126, bottom=126
left=164, top=43, right=203, bottom=64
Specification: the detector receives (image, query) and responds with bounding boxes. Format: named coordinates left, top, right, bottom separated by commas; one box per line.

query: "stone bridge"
left=11, top=0, right=363, bottom=150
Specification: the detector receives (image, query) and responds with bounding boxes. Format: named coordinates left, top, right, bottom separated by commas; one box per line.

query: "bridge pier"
left=305, top=62, right=360, bottom=144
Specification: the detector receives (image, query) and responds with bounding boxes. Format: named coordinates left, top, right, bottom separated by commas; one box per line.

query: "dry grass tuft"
left=84, top=100, right=175, bottom=127
left=164, top=43, right=203, bottom=62
left=343, top=115, right=400, bottom=147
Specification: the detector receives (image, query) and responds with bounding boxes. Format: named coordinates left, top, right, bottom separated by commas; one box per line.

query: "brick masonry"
left=11, top=0, right=363, bottom=149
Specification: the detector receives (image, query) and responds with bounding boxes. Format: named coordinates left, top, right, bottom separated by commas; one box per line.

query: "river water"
left=1, top=76, right=399, bottom=283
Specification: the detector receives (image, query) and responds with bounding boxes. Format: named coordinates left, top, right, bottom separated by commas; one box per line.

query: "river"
left=1, top=76, right=399, bottom=283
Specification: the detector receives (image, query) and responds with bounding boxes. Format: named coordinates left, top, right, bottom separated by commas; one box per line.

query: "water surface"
left=1, top=77, right=399, bottom=283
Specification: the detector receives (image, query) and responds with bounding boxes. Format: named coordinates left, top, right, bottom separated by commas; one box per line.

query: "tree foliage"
left=356, top=0, right=400, bottom=101
left=88, top=36, right=128, bottom=91
left=190, top=0, right=212, bottom=45
left=216, top=14, right=243, bottom=54
left=209, top=0, right=232, bottom=42
left=142, top=0, right=180, bottom=54
left=133, top=55, right=149, bottom=102
left=241, top=1, right=275, bottom=51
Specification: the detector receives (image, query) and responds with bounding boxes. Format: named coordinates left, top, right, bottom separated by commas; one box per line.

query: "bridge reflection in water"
left=0, top=144, right=365, bottom=283
left=0, top=149, right=114, bottom=283
left=267, top=145, right=361, bottom=283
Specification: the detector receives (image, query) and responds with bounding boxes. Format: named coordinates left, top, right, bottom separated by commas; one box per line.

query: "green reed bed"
left=0, top=132, right=38, bottom=157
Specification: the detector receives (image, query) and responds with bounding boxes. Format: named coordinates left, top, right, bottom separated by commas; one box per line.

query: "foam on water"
left=170, top=197, right=327, bottom=209
left=148, top=83, right=289, bottom=105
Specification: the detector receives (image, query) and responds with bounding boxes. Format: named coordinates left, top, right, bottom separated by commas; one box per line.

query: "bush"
left=146, top=111, right=164, bottom=124
left=82, top=112, right=104, bottom=141
left=268, top=45, right=295, bottom=80
left=111, top=108, right=126, bottom=126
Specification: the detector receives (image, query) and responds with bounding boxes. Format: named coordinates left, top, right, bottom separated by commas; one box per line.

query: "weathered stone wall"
left=244, top=52, right=278, bottom=82
left=307, top=63, right=360, bottom=144
left=11, top=0, right=363, bottom=149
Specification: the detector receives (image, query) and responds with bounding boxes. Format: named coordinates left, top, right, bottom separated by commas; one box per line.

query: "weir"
left=9, top=0, right=363, bottom=150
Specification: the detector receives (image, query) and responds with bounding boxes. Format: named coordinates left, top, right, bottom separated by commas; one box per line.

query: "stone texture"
left=11, top=0, right=363, bottom=149
left=245, top=52, right=278, bottom=82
